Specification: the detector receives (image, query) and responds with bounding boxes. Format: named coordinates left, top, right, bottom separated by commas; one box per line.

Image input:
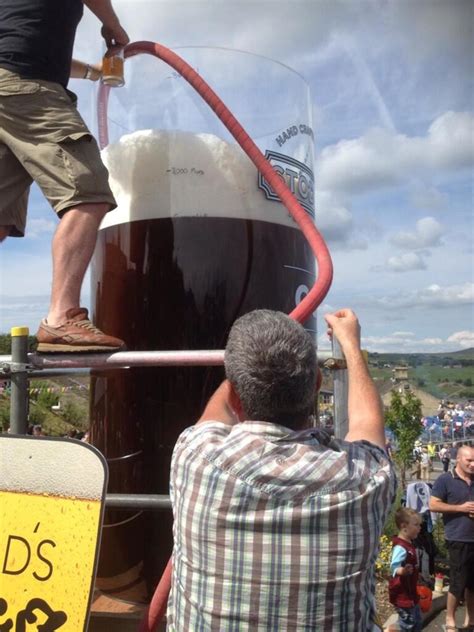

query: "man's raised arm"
left=325, top=309, right=385, bottom=449
left=196, top=380, right=242, bottom=426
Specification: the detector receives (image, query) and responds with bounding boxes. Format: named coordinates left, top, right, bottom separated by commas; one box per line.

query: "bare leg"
left=462, top=588, right=474, bottom=627
left=446, top=591, right=460, bottom=629
left=47, top=204, right=109, bottom=326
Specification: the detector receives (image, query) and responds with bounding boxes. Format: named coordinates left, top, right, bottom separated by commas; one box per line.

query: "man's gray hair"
left=224, top=310, right=317, bottom=428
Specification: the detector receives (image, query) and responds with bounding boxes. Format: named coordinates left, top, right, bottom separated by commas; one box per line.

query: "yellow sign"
left=0, top=436, right=108, bottom=631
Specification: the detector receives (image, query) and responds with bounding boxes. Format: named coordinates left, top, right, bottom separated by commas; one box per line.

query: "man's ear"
left=228, top=383, right=245, bottom=421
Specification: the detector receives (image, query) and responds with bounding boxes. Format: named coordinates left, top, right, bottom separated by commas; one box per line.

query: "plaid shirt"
left=167, top=421, right=396, bottom=631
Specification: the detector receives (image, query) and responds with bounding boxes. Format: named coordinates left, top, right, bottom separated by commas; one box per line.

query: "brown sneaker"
left=36, top=308, right=126, bottom=353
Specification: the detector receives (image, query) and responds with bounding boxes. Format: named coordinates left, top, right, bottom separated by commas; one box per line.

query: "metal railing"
left=1, top=332, right=348, bottom=511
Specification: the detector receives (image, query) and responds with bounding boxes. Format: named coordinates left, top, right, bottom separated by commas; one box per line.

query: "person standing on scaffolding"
left=0, top=0, right=128, bottom=352
left=168, top=308, right=396, bottom=630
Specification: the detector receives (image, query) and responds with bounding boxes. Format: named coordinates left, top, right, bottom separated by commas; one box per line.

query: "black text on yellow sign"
left=0, top=436, right=108, bottom=631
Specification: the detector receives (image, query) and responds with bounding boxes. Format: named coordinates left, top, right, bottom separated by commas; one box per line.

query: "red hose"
left=97, top=42, right=333, bottom=632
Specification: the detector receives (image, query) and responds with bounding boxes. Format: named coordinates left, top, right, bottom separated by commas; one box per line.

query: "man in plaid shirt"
left=168, top=308, right=396, bottom=631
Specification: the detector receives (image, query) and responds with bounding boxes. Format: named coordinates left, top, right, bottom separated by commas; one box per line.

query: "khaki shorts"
left=0, top=67, right=116, bottom=237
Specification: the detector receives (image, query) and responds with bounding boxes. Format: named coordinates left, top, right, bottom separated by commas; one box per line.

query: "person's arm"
left=70, top=59, right=102, bottom=81
left=196, top=380, right=242, bottom=427
left=390, top=546, right=413, bottom=576
left=325, top=309, right=385, bottom=449
left=83, top=0, right=130, bottom=47
left=429, top=496, right=474, bottom=514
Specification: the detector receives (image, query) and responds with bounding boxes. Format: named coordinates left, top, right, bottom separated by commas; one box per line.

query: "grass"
left=1, top=376, right=89, bottom=436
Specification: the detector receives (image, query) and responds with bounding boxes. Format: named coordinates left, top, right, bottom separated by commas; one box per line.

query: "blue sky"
left=1, top=0, right=473, bottom=352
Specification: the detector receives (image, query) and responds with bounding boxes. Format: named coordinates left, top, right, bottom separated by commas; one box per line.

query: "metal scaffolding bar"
left=2, top=349, right=225, bottom=371
left=105, top=493, right=171, bottom=510
left=1, top=338, right=344, bottom=444
left=0, top=348, right=334, bottom=374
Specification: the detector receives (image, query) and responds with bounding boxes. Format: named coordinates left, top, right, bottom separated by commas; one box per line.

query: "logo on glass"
left=258, top=151, right=315, bottom=217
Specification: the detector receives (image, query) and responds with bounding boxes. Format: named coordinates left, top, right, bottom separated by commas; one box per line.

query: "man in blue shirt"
left=430, top=445, right=474, bottom=631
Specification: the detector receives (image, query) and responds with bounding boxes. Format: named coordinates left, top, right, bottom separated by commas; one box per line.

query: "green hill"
left=369, top=349, right=474, bottom=401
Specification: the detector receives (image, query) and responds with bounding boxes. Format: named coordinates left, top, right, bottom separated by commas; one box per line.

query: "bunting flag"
left=27, top=385, right=88, bottom=394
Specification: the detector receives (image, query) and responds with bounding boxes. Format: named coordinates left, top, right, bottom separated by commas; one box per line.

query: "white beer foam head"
left=0, top=438, right=106, bottom=501
left=100, top=129, right=299, bottom=230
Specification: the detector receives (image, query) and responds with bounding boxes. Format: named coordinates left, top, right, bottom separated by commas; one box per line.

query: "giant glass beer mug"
left=90, top=46, right=317, bottom=603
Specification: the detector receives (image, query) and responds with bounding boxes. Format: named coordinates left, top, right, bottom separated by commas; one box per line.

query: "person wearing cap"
left=0, top=0, right=129, bottom=352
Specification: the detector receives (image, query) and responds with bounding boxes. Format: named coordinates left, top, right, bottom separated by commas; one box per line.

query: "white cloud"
left=318, top=325, right=473, bottom=353
left=316, top=112, right=474, bottom=194
left=320, top=331, right=453, bottom=353
left=427, top=112, right=474, bottom=169
left=386, top=252, right=427, bottom=272
left=447, top=331, right=474, bottom=349
left=390, top=217, right=443, bottom=250
left=361, top=334, right=439, bottom=351
left=319, top=327, right=465, bottom=354
left=315, top=193, right=353, bottom=242
left=419, top=337, right=444, bottom=346
left=76, top=0, right=361, bottom=63
left=376, top=282, right=474, bottom=309
left=314, top=192, right=369, bottom=250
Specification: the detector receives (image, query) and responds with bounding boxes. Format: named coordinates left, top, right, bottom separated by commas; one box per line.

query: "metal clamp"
left=1, top=361, right=33, bottom=375
left=322, top=357, right=347, bottom=370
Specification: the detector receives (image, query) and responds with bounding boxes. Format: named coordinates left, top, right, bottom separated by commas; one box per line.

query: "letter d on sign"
left=2, top=535, right=31, bottom=575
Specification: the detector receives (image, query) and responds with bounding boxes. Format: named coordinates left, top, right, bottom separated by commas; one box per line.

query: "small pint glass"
left=102, top=48, right=125, bottom=87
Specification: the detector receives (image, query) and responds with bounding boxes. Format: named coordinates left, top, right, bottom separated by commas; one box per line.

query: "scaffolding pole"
left=9, top=327, right=30, bottom=435
left=332, top=338, right=348, bottom=440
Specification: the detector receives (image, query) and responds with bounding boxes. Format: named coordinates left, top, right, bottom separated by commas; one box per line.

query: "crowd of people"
left=2, top=423, right=89, bottom=442
left=422, top=402, right=474, bottom=442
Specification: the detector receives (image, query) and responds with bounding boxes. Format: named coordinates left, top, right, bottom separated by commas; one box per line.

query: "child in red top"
left=389, top=507, right=422, bottom=631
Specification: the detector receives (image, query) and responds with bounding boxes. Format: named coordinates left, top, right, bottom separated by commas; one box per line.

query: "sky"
left=0, top=0, right=473, bottom=353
